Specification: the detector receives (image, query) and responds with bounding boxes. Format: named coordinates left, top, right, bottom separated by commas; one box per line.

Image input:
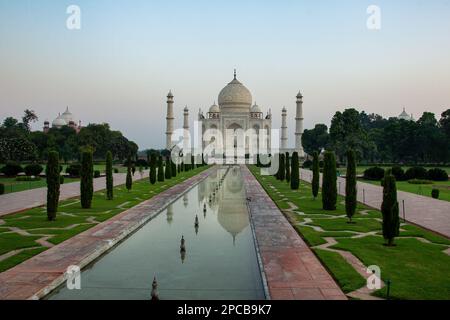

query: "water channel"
left=47, top=166, right=265, bottom=300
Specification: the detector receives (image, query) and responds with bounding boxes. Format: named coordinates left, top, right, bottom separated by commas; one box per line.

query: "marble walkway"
left=0, top=168, right=213, bottom=300
left=241, top=165, right=347, bottom=300
left=0, top=171, right=149, bottom=218
left=300, top=169, right=450, bottom=239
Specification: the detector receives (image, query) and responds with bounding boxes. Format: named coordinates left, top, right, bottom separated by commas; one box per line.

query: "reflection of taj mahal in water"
left=165, top=71, right=305, bottom=158
left=167, top=166, right=249, bottom=244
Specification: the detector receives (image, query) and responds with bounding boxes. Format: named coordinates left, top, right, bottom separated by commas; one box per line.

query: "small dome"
left=218, top=73, right=252, bottom=110
left=52, top=115, right=66, bottom=128
left=61, top=107, right=75, bottom=124
left=209, top=103, right=220, bottom=113
left=251, top=103, right=262, bottom=113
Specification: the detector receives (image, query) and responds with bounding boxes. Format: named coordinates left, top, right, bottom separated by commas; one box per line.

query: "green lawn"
left=360, top=179, right=450, bottom=202
left=0, top=177, right=79, bottom=194
left=249, top=165, right=450, bottom=300
left=0, top=166, right=209, bottom=273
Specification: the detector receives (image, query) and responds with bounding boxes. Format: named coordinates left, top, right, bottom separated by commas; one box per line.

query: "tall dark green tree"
left=171, top=160, right=177, bottom=178
left=312, top=151, right=320, bottom=199
left=165, top=157, right=172, bottom=179
left=80, top=149, right=94, bottom=209
left=157, top=157, right=165, bottom=182
left=106, top=151, right=113, bottom=200
left=126, top=157, right=132, bottom=191
left=46, top=151, right=60, bottom=221
left=149, top=154, right=157, bottom=185
left=345, top=149, right=357, bottom=223
left=290, top=152, right=299, bottom=190
left=285, top=152, right=291, bottom=183
left=322, top=151, right=337, bottom=210
left=381, top=171, right=400, bottom=246
left=279, top=154, right=286, bottom=181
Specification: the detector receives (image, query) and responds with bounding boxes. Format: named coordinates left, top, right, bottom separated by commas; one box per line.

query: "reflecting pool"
left=47, top=166, right=265, bottom=300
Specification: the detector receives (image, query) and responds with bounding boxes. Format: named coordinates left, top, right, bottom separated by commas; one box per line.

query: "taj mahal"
left=165, top=71, right=305, bottom=159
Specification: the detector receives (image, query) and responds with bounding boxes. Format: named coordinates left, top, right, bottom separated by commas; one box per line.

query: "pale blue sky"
left=1, top=0, right=449, bottom=149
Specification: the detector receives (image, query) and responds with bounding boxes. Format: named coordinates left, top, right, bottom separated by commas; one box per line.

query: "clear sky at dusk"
left=1, top=0, right=449, bottom=149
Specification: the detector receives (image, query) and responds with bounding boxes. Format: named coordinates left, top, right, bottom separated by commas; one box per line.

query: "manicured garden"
left=249, top=165, right=450, bottom=300
left=0, top=165, right=209, bottom=273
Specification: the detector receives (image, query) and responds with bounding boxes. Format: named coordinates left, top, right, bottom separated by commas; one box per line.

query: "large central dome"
left=218, top=73, right=252, bottom=111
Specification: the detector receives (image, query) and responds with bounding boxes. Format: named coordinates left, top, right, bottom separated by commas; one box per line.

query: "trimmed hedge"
left=408, top=179, right=433, bottom=185
left=46, top=151, right=60, bottom=221
left=106, top=151, right=113, bottom=200
left=427, top=168, right=448, bottom=181
left=1, top=162, right=23, bottom=177
left=80, top=150, right=94, bottom=209
left=312, top=151, right=320, bottom=199
left=431, top=189, right=440, bottom=199
left=0, top=183, right=4, bottom=195
left=345, top=149, right=357, bottom=223
left=66, top=164, right=81, bottom=177
left=363, top=167, right=385, bottom=181
left=302, top=159, right=313, bottom=169
left=24, top=164, right=43, bottom=177
left=16, top=176, right=41, bottom=182
left=391, top=166, right=406, bottom=181
left=322, top=151, right=337, bottom=211
left=94, top=170, right=101, bottom=178
left=405, top=166, right=428, bottom=180
left=290, top=152, right=299, bottom=190
left=381, top=172, right=400, bottom=246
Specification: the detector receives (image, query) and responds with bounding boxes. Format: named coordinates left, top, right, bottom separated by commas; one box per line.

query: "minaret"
left=183, top=106, right=190, bottom=155
left=281, top=107, right=288, bottom=150
left=295, top=91, right=305, bottom=157
left=166, top=90, right=175, bottom=150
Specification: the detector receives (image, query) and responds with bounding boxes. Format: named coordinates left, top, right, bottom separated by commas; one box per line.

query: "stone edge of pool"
left=0, top=167, right=216, bottom=300
left=241, top=165, right=347, bottom=300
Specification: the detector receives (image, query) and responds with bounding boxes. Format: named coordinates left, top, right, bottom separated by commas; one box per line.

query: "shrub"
left=322, top=151, right=337, bottom=211
left=66, top=164, right=81, bottom=177
left=113, top=168, right=119, bottom=174
left=135, top=159, right=148, bottom=167
left=165, top=158, right=172, bottom=180
left=150, top=154, right=157, bottom=185
left=391, top=166, right=405, bottom=181
left=363, top=167, right=385, bottom=181
left=24, top=164, right=43, bottom=177
left=427, top=168, right=448, bottom=181
left=285, top=152, right=291, bottom=183
left=407, top=179, right=433, bottom=185
left=381, top=173, right=400, bottom=246
left=59, top=176, right=65, bottom=185
left=46, top=151, right=60, bottom=221
left=405, top=166, right=428, bottom=180
left=279, top=154, right=286, bottom=181
left=80, top=150, right=93, bottom=209
left=126, top=158, right=133, bottom=192
left=94, top=170, right=101, bottom=178
left=290, top=152, right=299, bottom=190
left=157, top=157, right=165, bottom=182
left=0, top=183, right=4, bottom=195
left=106, top=151, right=113, bottom=200
left=431, top=189, right=440, bottom=199
left=312, top=152, right=320, bottom=199
left=16, top=176, right=41, bottom=182
left=1, top=161, right=23, bottom=177
left=345, top=149, right=357, bottom=223
left=302, top=159, right=313, bottom=169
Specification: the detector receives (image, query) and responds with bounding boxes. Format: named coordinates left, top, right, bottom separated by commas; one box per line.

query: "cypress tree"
left=171, top=161, right=177, bottom=178
left=149, top=154, right=157, bottom=185
left=80, top=149, right=94, bottom=209
left=165, top=157, right=172, bottom=179
left=279, top=154, right=286, bottom=181
left=290, top=152, right=299, bottom=190
left=285, top=152, right=291, bottom=183
left=126, top=157, right=133, bottom=191
left=106, top=151, right=113, bottom=200
left=322, top=151, right=337, bottom=210
left=157, top=157, right=165, bottom=182
left=46, top=151, right=60, bottom=221
left=345, top=149, right=357, bottom=223
left=312, top=152, right=320, bottom=199
left=382, top=171, right=400, bottom=246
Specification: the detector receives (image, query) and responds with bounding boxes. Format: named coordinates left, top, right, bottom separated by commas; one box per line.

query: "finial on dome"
left=234, top=69, right=237, bottom=80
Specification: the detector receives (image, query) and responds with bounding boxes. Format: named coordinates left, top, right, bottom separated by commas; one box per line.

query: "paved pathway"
left=300, top=169, right=450, bottom=239
left=0, top=168, right=212, bottom=300
left=0, top=171, right=149, bottom=217
left=241, top=166, right=346, bottom=300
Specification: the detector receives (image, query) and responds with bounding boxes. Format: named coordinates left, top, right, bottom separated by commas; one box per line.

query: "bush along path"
left=249, top=165, right=450, bottom=300
left=0, top=166, right=209, bottom=274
